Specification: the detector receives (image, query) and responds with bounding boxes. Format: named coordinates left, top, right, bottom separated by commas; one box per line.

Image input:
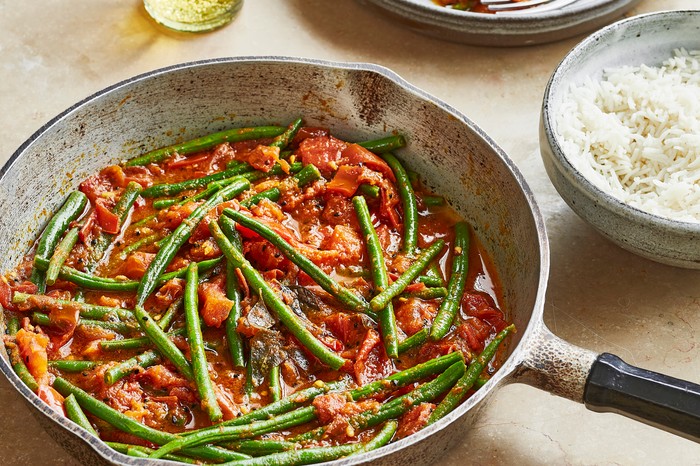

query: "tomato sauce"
left=2, top=126, right=511, bottom=456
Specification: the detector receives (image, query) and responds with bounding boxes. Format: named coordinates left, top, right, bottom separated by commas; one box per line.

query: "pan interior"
left=0, top=58, right=547, bottom=463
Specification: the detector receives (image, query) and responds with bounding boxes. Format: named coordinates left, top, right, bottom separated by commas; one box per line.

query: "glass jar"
left=144, top=0, right=243, bottom=33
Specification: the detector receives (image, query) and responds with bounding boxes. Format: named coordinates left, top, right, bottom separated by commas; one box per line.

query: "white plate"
left=356, top=0, right=642, bottom=46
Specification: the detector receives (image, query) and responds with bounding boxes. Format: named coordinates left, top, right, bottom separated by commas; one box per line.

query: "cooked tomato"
left=354, top=329, right=394, bottom=385
left=37, top=385, right=66, bottom=416
left=15, top=328, right=50, bottom=384
left=95, top=198, right=120, bottom=234
left=198, top=278, right=233, bottom=328
left=121, top=252, right=155, bottom=279
left=296, top=136, right=346, bottom=175
left=341, top=144, right=395, bottom=182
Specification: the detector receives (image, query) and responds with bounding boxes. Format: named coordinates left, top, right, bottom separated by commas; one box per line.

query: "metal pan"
left=1, top=57, right=698, bottom=465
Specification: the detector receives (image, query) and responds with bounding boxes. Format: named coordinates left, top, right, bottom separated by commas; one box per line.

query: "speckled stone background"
left=1, top=0, right=700, bottom=464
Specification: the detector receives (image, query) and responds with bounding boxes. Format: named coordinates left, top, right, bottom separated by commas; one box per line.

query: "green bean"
left=100, top=327, right=186, bottom=351
left=474, top=374, right=490, bottom=390
left=397, top=328, right=428, bottom=355
left=106, top=442, right=197, bottom=464
left=224, top=264, right=245, bottom=368
left=226, top=439, right=296, bottom=456
left=133, top=305, right=193, bottom=380
left=85, top=182, right=142, bottom=272
left=352, top=420, right=398, bottom=455
left=357, top=135, right=406, bottom=153
left=162, top=256, right=224, bottom=282
left=136, top=178, right=249, bottom=306
left=281, top=426, right=323, bottom=446
left=49, top=360, right=101, bottom=373
left=220, top=443, right=361, bottom=466
left=270, top=117, right=302, bottom=149
left=185, top=263, right=222, bottom=422
left=64, top=394, right=98, bottom=436
left=417, top=274, right=444, bottom=288
left=240, top=188, right=281, bottom=208
left=244, top=347, right=255, bottom=397
left=125, top=446, right=196, bottom=463
left=359, top=184, right=380, bottom=198
left=228, top=381, right=347, bottom=431
left=292, top=362, right=464, bottom=441
left=353, top=195, right=399, bottom=358
left=13, top=292, right=133, bottom=321
left=291, top=352, right=464, bottom=443
left=292, top=352, right=465, bottom=444
left=222, top=210, right=371, bottom=317
left=369, top=240, right=445, bottom=312
left=52, top=378, right=250, bottom=462
left=125, top=125, right=287, bottom=167
left=33, top=191, right=88, bottom=262
left=34, top=311, right=81, bottom=328
left=269, top=364, right=282, bottom=402
left=240, top=163, right=320, bottom=208
left=9, top=350, right=39, bottom=391
left=292, top=163, right=321, bottom=187
left=210, top=353, right=459, bottom=440
left=210, top=219, right=346, bottom=370
left=428, top=325, right=514, bottom=423
left=30, top=191, right=88, bottom=292
left=31, top=312, right=137, bottom=334
left=29, top=261, right=137, bottom=292
left=238, top=161, right=303, bottom=183
left=222, top=221, right=246, bottom=369
left=422, top=194, right=446, bottom=207
left=382, top=152, right=418, bottom=255
left=400, top=287, right=448, bottom=300
left=103, top=350, right=160, bottom=386
left=158, top=296, right=182, bottom=331
left=131, top=177, right=234, bottom=227
left=153, top=199, right=178, bottom=210
left=45, top=227, right=79, bottom=286
left=118, top=233, right=161, bottom=259
left=151, top=406, right=318, bottom=458
left=6, top=316, right=39, bottom=391
left=352, top=360, right=465, bottom=430
left=141, top=164, right=254, bottom=198
left=104, top=441, right=131, bottom=454
left=35, top=256, right=223, bottom=293
left=425, top=256, right=444, bottom=283
left=348, top=351, right=463, bottom=401
left=6, top=315, right=19, bottom=335
left=430, top=222, right=470, bottom=340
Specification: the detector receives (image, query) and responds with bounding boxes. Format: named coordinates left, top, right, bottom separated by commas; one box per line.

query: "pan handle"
left=511, top=322, right=598, bottom=402
left=584, top=353, right=700, bottom=440
left=513, top=323, right=700, bottom=440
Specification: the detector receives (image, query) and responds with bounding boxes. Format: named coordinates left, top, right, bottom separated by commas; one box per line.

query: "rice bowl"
left=555, top=48, right=700, bottom=223
left=540, top=10, right=700, bottom=269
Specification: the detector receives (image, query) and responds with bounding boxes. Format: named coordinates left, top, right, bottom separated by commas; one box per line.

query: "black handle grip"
left=584, top=353, right=700, bottom=440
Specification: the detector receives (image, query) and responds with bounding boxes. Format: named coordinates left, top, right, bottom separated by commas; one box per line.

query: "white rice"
left=555, top=48, right=700, bottom=223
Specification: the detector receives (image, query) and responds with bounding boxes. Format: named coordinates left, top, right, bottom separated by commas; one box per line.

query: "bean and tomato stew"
left=433, top=0, right=533, bottom=13
left=1, top=118, right=514, bottom=464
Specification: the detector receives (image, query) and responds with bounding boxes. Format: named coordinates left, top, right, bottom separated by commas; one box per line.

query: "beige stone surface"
left=1, top=0, right=700, bottom=464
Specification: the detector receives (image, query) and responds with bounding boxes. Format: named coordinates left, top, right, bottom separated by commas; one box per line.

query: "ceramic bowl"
left=540, top=10, right=700, bottom=269
left=356, top=0, right=642, bottom=47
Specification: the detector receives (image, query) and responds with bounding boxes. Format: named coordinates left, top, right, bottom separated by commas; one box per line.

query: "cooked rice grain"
left=556, top=48, right=700, bottom=223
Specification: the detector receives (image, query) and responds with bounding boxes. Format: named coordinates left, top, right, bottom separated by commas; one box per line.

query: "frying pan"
left=1, top=58, right=698, bottom=465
